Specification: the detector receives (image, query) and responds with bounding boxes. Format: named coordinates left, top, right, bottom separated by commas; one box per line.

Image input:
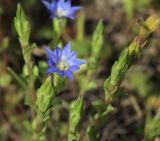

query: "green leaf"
left=89, top=20, right=104, bottom=71
left=14, top=3, right=30, bottom=47
left=92, top=99, right=104, bottom=113
left=100, top=104, right=114, bottom=117
left=7, top=67, right=27, bottom=88
left=145, top=109, right=160, bottom=139
left=106, top=104, right=114, bottom=112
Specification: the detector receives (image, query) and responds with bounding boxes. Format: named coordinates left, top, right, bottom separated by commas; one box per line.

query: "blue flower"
left=45, top=42, right=87, bottom=80
left=42, top=0, right=81, bottom=19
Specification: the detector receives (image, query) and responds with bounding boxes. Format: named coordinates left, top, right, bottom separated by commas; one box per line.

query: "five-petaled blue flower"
left=45, top=42, right=87, bottom=80
left=42, top=0, right=81, bottom=19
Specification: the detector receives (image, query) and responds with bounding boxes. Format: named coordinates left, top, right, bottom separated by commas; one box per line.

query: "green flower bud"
left=89, top=20, right=104, bottom=71
left=145, top=109, right=160, bottom=140
left=68, top=97, right=84, bottom=141
left=139, top=15, right=160, bottom=37
left=14, top=3, right=30, bottom=47
left=36, top=76, right=56, bottom=114
left=110, top=48, right=129, bottom=86
left=33, top=66, right=39, bottom=77
left=128, top=39, right=141, bottom=59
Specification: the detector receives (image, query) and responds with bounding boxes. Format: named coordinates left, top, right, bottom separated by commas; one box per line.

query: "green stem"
left=87, top=15, right=159, bottom=141
left=7, top=67, right=26, bottom=88
left=52, top=18, right=67, bottom=47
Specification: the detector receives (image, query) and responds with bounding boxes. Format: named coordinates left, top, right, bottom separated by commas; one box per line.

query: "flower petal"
left=70, top=59, right=87, bottom=66
left=64, top=70, right=73, bottom=80
left=68, top=51, right=77, bottom=60
left=42, top=0, right=55, bottom=13
left=62, top=42, right=71, bottom=58
left=45, top=47, right=58, bottom=63
left=56, top=70, right=65, bottom=76
left=69, top=66, right=80, bottom=71
left=51, top=0, right=57, bottom=8
left=65, top=0, right=71, bottom=9
left=42, top=0, right=52, bottom=10
left=47, top=59, right=53, bottom=66
left=47, top=66, right=58, bottom=74
left=67, top=6, right=82, bottom=19
left=58, top=0, right=65, bottom=5
left=54, top=47, right=62, bottom=62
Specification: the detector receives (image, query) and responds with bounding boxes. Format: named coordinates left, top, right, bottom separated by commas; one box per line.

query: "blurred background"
left=0, top=0, right=160, bottom=141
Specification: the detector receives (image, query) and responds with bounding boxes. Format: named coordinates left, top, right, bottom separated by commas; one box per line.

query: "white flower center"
left=57, top=8, right=67, bottom=17
left=57, top=57, right=69, bottom=70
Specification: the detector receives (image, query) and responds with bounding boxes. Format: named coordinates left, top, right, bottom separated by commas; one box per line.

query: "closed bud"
left=68, top=96, right=84, bottom=141
left=14, top=3, right=31, bottom=47
left=139, top=15, right=160, bottom=38
left=36, top=76, right=56, bottom=114
left=110, top=48, right=129, bottom=86
left=89, top=20, right=104, bottom=71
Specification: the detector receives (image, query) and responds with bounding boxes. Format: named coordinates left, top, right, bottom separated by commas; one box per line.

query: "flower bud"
left=36, top=76, right=56, bottom=114
left=139, top=15, right=160, bottom=37
left=68, top=97, right=84, bottom=141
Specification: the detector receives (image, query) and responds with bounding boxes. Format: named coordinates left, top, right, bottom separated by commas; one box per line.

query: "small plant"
left=0, top=0, right=159, bottom=141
